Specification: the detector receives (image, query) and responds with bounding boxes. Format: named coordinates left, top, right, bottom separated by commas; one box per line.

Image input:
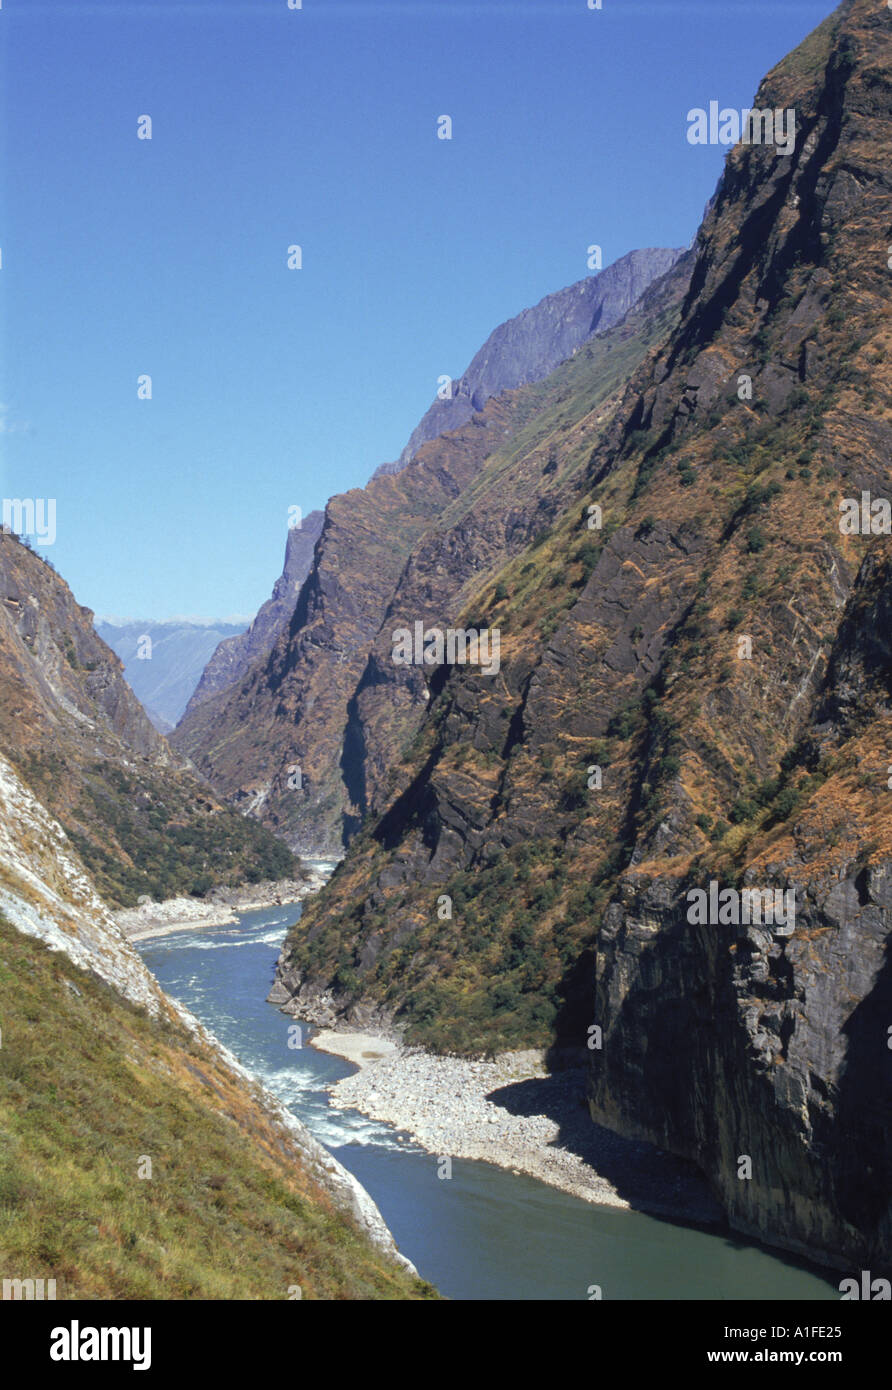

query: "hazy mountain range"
left=96, top=619, right=248, bottom=730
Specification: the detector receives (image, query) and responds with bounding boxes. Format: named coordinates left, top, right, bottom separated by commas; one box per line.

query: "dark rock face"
left=591, top=861, right=892, bottom=1276
left=592, top=543, right=892, bottom=1276
left=269, top=0, right=892, bottom=1273
left=181, top=510, right=324, bottom=718
left=373, top=248, right=685, bottom=477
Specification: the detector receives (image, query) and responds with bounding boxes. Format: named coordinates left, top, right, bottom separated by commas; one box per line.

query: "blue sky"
left=1, top=0, right=835, bottom=621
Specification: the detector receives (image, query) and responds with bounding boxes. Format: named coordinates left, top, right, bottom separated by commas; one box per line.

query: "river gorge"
left=135, top=900, right=838, bottom=1301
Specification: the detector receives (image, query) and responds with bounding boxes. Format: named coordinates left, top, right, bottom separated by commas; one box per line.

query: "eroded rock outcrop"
left=181, top=510, right=324, bottom=717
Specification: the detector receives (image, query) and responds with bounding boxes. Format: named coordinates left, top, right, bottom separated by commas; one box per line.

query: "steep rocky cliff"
left=180, top=510, right=324, bottom=718
left=172, top=253, right=689, bottom=854
left=379, top=247, right=685, bottom=474
left=179, top=258, right=681, bottom=742
left=0, top=531, right=297, bottom=905
left=348, top=256, right=693, bottom=829
left=270, top=0, right=892, bottom=1273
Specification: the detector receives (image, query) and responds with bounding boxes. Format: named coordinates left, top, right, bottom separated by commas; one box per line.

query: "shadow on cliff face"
left=484, top=1066, right=837, bottom=1288
left=826, top=922, right=892, bottom=1271
left=564, top=870, right=892, bottom=1277
left=485, top=1067, right=723, bottom=1227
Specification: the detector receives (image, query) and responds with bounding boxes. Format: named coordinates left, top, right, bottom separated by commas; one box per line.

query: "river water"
left=135, top=903, right=838, bottom=1301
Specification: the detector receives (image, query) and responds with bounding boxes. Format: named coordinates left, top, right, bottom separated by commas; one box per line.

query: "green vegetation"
left=17, top=753, right=297, bottom=908
left=288, top=818, right=638, bottom=1055
left=0, top=918, right=434, bottom=1300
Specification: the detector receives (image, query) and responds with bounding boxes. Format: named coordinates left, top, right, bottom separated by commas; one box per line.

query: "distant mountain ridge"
left=96, top=618, right=247, bottom=729
left=374, top=248, right=685, bottom=477
left=180, top=510, right=324, bottom=721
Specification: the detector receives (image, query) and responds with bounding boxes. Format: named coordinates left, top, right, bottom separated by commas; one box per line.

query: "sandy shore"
left=311, top=1030, right=399, bottom=1068
left=116, top=874, right=326, bottom=944
left=313, top=1030, right=721, bottom=1221
left=122, top=906, right=241, bottom=944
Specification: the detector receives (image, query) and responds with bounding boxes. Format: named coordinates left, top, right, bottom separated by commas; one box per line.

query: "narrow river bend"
left=136, top=904, right=838, bottom=1301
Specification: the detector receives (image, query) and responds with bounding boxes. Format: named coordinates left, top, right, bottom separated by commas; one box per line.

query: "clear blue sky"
left=1, top=0, right=835, bottom=621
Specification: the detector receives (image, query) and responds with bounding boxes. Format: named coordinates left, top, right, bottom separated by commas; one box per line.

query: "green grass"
left=0, top=918, right=436, bottom=1300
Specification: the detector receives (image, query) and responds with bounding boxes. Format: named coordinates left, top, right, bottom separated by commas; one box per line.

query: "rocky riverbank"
left=314, top=1031, right=722, bottom=1223
left=115, top=872, right=327, bottom=943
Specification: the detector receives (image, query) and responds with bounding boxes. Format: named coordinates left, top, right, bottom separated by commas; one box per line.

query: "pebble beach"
left=312, top=1030, right=721, bottom=1222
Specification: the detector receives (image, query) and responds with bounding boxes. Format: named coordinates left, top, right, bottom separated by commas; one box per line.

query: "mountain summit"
left=378, top=247, right=685, bottom=476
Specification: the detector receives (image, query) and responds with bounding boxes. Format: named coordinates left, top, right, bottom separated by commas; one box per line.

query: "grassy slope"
left=0, top=918, right=435, bottom=1300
